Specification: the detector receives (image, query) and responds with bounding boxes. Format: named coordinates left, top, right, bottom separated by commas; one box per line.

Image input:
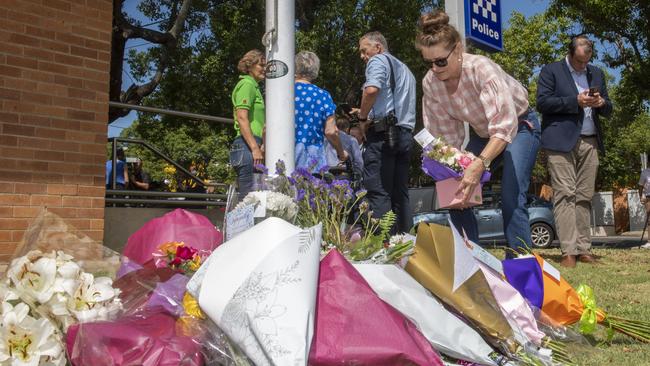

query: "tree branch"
left=109, top=0, right=193, bottom=123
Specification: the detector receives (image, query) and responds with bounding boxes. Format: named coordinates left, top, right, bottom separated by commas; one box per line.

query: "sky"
left=107, top=0, right=562, bottom=138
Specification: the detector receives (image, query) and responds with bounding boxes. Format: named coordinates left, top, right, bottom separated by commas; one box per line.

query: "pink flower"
left=457, top=155, right=473, bottom=170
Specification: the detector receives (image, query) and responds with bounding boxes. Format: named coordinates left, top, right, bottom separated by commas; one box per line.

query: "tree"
left=109, top=0, right=205, bottom=123
left=549, top=0, right=650, bottom=105
left=121, top=0, right=438, bottom=187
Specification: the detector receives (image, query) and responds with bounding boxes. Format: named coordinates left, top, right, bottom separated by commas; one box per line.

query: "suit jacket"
left=536, top=59, right=612, bottom=154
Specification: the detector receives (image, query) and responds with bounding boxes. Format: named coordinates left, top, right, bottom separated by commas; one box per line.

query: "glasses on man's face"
left=427, top=44, right=457, bottom=68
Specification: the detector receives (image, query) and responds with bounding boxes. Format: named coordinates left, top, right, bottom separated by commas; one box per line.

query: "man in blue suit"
left=536, top=35, right=612, bottom=268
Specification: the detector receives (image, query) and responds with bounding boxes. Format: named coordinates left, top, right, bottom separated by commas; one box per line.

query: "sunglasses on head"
left=427, top=44, right=457, bottom=68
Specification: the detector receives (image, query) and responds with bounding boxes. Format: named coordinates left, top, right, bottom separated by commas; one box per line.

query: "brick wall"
left=0, top=0, right=112, bottom=262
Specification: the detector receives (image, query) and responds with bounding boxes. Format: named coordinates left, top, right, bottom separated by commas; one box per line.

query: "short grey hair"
left=361, top=31, right=389, bottom=51
left=295, top=51, right=320, bottom=81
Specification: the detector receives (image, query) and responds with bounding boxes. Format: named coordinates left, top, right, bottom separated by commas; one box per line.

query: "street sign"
left=464, top=0, right=503, bottom=52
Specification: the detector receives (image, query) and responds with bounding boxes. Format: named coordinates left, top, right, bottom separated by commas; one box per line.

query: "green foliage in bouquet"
left=260, top=161, right=411, bottom=263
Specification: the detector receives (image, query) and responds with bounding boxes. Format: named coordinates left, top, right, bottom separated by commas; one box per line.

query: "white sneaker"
left=640, top=242, right=650, bottom=249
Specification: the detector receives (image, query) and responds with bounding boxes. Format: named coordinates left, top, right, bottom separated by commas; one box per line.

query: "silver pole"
left=264, top=0, right=295, bottom=173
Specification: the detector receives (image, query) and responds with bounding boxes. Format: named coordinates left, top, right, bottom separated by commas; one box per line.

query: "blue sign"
left=464, top=0, right=503, bottom=52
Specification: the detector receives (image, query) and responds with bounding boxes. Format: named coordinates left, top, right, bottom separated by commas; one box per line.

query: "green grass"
left=490, top=247, right=650, bottom=366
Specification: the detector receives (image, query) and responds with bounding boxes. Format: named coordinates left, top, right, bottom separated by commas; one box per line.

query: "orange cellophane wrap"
left=533, top=254, right=605, bottom=325
left=405, top=223, right=517, bottom=354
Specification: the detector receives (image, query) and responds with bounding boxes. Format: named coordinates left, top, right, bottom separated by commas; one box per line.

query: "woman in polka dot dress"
left=294, top=51, right=348, bottom=172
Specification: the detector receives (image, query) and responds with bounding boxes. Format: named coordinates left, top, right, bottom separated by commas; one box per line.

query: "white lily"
left=7, top=252, right=58, bottom=304
left=65, top=273, right=121, bottom=323
left=0, top=302, right=64, bottom=366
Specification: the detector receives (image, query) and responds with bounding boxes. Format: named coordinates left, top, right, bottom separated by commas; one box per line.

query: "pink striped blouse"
left=422, top=53, right=529, bottom=149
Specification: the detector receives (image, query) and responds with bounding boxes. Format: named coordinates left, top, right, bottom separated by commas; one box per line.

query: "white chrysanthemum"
left=0, top=302, right=64, bottom=366
left=236, top=191, right=298, bottom=221
left=7, top=251, right=58, bottom=304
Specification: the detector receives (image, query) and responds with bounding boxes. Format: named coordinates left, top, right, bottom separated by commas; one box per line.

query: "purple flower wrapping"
left=421, top=156, right=491, bottom=183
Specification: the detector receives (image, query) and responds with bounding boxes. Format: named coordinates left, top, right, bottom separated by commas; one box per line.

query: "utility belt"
left=366, top=112, right=410, bottom=149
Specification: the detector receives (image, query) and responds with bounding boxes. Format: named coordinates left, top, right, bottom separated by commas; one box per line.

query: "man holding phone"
left=536, top=34, right=612, bottom=268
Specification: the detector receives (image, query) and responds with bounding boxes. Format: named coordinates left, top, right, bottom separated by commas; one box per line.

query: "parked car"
left=412, top=192, right=557, bottom=248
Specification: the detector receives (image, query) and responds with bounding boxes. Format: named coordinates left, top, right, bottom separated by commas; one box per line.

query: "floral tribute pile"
left=4, top=161, right=649, bottom=366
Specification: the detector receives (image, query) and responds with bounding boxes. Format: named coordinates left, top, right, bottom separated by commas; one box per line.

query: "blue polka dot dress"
left=294, top=82, right=336, bottom=172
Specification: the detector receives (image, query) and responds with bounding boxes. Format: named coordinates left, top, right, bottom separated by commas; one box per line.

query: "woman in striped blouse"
left=417, top=10, right=541, bottom=255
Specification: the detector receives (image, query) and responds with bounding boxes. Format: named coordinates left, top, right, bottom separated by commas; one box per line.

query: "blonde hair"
left=416, top=10, right=461, bottom=50
left=237, top=49, right=265, bottom=74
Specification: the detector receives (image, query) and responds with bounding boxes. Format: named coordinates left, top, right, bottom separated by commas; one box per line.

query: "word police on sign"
left=464, top=0, right=503, bottom=52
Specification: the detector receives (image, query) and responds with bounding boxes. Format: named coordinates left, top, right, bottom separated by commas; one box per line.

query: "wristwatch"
left=477, top=154, right=491, bottom=170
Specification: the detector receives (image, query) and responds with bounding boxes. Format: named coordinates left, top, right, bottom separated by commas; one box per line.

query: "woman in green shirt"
left=230, top=49, right=266, bottom=197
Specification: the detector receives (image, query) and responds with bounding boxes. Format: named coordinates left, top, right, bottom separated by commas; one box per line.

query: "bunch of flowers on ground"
left=0, top=250, right=122, bottom=365
left=249, top=161, right=414, bottom=264
left=235, top=190, right=299, bottom=223
left=153, top=241, right=203, bottom=276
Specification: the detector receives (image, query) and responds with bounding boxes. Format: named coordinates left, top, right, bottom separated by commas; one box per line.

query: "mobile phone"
left=588, top=87, right=598, bottom=96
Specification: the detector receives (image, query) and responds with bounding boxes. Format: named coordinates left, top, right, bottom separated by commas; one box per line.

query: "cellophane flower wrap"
left=404, top=222, right=519, bottom=356
left=353, top=263, right=503, bottom=366
left=67, top=267, right=245, bottom=366
left=503, top=254, right=650, bottom=343
left=421, top=136, right=491, bottom=183
left=0, top=210, right=123, bottom=366
left=123, top=208, right=223, bottom=266
left=309, top=250, right=444, bottom=366
left=197, top=218, right=322, bottom=366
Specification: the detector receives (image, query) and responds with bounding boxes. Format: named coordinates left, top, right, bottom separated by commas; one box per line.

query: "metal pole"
left=111, top=138, right=117, bottom=190
left=264, top=0, right=295, bottom=173
left=445, top=0, right=466, bottom=42
left=445, top=0, right=470, bottom=149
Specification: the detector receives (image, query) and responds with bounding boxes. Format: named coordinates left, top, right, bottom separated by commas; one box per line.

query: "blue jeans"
left=363, top=126, right=413, bottom=233
left=449, top=110, right=541, bottom=255
left=230, top=136, right=262, bottom=198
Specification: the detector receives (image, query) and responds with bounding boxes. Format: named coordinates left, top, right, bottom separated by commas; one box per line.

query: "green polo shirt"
left=232, top=75, right=265, bottom=138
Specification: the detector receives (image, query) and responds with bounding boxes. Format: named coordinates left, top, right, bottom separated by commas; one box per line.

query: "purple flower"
left=295, top=189, right=306, bottom=202
left=275, top=160, right=286, bottom=175
left=254, top=163, right=268, bottom=175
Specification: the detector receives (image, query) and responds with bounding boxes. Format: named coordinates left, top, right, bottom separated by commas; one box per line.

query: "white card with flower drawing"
left=198, top=217, right=321, bottom=366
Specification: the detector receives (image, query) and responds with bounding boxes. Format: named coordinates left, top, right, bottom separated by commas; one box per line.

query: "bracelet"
left=357, top=116, right=368, bottom=122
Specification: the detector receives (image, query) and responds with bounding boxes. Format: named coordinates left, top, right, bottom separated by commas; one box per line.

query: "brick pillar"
left=0, top=0, right=112, bottom=262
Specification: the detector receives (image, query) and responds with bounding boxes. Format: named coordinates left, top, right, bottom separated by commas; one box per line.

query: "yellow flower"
left=188, top=256, right=201, bottom=272
left=158, top=241, right=183, bottom=255
left=182, top=292, right=204, bottom=319
left=163, top=165, right=176, bottom=175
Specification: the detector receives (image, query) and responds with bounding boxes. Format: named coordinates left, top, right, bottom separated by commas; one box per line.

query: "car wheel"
left=530, top=222, right=554, bottom=248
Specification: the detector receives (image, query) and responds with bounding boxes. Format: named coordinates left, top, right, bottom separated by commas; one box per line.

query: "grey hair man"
left=356, top=31, right=416, bottom=233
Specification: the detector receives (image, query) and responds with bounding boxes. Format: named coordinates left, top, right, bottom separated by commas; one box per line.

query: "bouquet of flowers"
left=153, top=241, right=203, bottom=276
left=503, top=254, right=650, bottom=343
left=0, top=282, right=66, bottom=366
left=0, top=249, right=123, bottom=366
left=421, top=136, right=491, bottom=208
left=123, top=208, right=223, bottom=267
left=235, top=190, right=299, bottom=223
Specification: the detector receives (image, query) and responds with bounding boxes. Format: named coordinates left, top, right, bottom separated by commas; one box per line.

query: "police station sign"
left=464, top=0, right=503, bottom=52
